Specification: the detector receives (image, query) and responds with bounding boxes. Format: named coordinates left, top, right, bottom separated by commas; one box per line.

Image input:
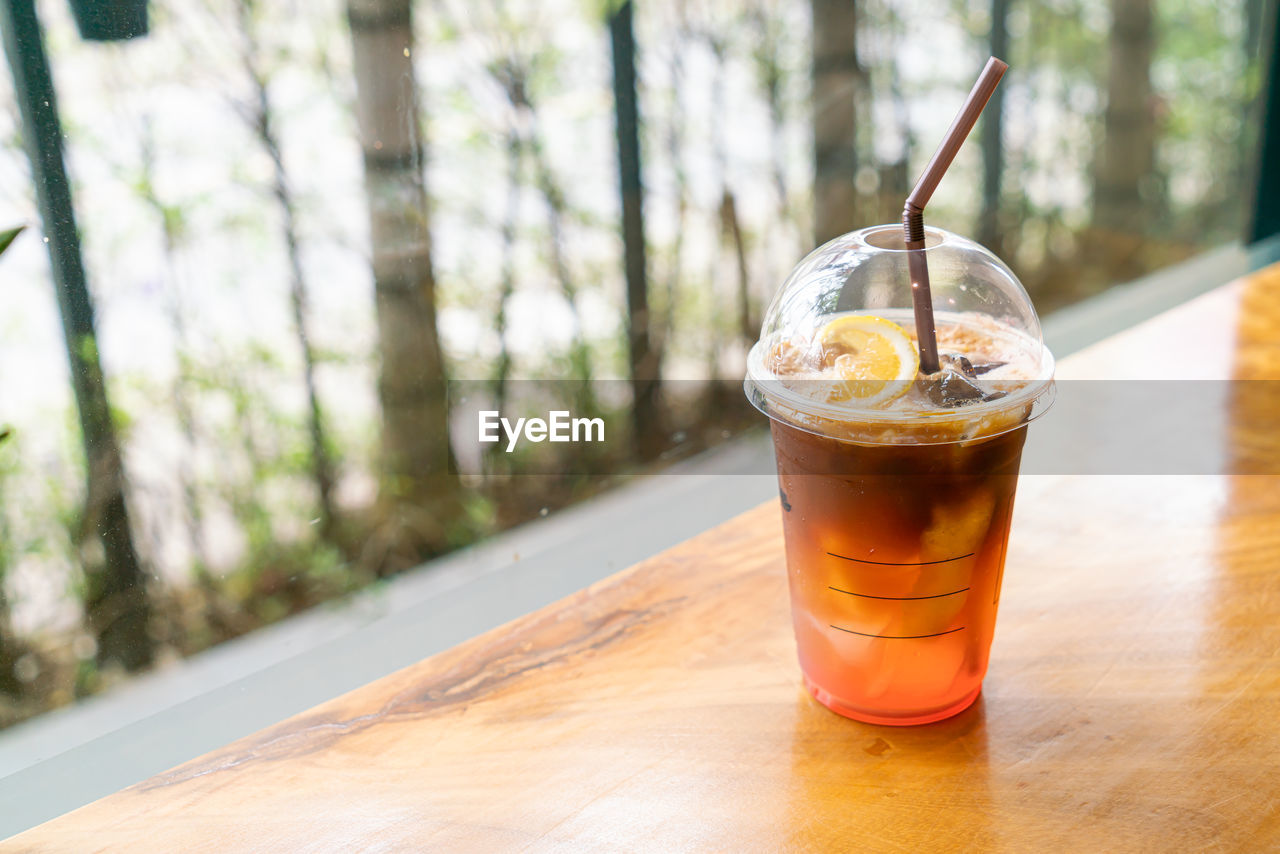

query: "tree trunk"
left=1092, top=0, right=1157, bottom=282
left=655, top=34, right=688, bottom=370
left=489, top=124, right=522, bottom=474
left=1, top=0, right=152, bottom=672
left=493, top=60, right=600, bottom=421
left=695, top=29, right=752, bottom=431
left=863, top=4, right=912, bottom=226
left=609, top=1, right=660, bottom=458
left=811, top=0, right=865, bottom=246
left=703, top=37, right=728, bottom=387
left=978, top=0, right=1010, bottom=255
left=750, top=9, right=790, bottom=223
left=258, top=92, right=339, bottom=541
left=234, top=0, right=339, bottom=545
left=528, top=121, right=599, bottom=419
left=751, top=9, right=799, bottom=299
left=720, top=191, right=753, bottom=343
left=347, top=0, right=463, bottom=569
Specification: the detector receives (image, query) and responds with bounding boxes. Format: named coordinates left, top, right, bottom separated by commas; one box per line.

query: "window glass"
left=0, top=0, right=1266, bottom=727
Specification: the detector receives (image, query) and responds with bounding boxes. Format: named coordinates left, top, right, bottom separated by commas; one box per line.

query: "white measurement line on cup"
left=828, top=625, right=967, bottom=640
left=828, top=586, right=970, bottom=601
left=826, top=551, right=974, bottom=566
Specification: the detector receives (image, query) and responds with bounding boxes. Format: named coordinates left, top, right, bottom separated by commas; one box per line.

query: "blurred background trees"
left=348, top=0, right=464, bottom=571
left=0, top=0, right=1269, bottom=726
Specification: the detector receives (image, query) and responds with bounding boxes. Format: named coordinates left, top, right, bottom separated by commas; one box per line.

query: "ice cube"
left=917, top=368, right=986, bottom=406
left=939, top=352, right=976, bottom=377
left=939, top=352, right=1008, bottom=377
left=917, top=353, right=1009, bottom=407
left=921, top=488, right=995, bottom=567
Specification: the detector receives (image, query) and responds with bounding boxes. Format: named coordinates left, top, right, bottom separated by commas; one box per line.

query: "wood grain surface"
left=7, top=266, right=1280, bottom=852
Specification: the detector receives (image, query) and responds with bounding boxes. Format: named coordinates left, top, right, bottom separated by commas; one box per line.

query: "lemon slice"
left=816, top=315, right=919, bottom=405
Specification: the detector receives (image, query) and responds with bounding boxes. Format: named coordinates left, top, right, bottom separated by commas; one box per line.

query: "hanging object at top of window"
left=68, top=0, right=148, bottom=42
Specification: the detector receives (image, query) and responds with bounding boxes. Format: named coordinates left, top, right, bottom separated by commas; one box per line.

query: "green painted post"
left=1249, top=2, right=1280, bottom=243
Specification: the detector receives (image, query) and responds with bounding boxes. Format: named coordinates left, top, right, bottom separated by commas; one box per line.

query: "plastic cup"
left=744, top=225, right=1054, bottom=725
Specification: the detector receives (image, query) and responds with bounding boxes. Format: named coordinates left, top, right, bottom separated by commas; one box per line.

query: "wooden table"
left=8, top=266, right=1280, bottom=851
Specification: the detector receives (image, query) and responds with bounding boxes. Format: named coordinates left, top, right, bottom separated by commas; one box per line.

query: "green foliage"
left=0, top=225, right=24, bottom=257
left=75, top=333, right=98, bottom=367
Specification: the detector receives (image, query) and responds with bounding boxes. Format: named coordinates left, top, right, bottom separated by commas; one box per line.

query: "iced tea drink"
left=752, top=306, right=1049, bottom=725
left=746, top=225, right=1053, bottom=724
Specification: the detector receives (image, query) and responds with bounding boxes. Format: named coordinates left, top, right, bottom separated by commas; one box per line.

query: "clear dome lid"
left=745, top=224, right=1055, bottom=444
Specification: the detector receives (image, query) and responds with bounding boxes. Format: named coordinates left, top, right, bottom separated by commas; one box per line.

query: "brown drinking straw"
left=903, top=56, right=1008, bottom=374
